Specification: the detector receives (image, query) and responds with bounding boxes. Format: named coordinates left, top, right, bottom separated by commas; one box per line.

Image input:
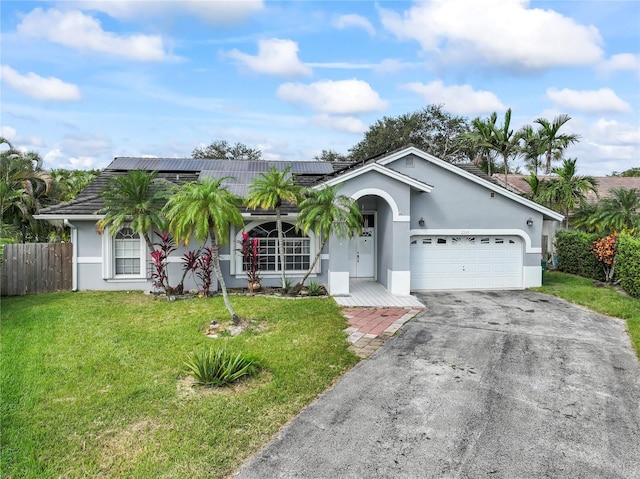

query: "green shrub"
left=282, top=276, right=293, bottom=293
left=616, top=234, right=640, bottom=298
left=555, top=231, right=606, bottom=281
left=306, top=280, right=324, bottom=296
left=184, top=347, right=259, bottom=386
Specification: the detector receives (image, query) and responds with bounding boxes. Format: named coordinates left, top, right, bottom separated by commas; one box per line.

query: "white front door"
left=349, top=227, right=375, bottom=278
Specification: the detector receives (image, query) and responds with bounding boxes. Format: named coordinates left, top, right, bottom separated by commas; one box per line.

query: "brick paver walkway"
left=342, top=307, right=423, bottom=358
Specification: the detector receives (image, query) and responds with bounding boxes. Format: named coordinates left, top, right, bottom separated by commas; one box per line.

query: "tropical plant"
left=184, top=346, right=259, bottom=386
left=489, top=109, right=523, bottom=187
left=97, top=170, right=170, bottom=251
left=589, top=188, right=640, bottom=234
left=194, top=247, right=215, bottom=296
left=163, top=178, right=243, bottom=323
left=149, top=231, right=176, bottom=295
left=48, top=169, right=99, bottom=203
left=176, top=249, right=201, bottom=294
left=239, top=231, right=264, bottom=284
left=290, top=185, right=362, bottom=295
left=534, top=114, right=580, bottom=174
left=518, top=124, right=545, bottom=175
left=541, top=159, right=598, bottom=228
left=0, top=137, right=53, bottom=241
left=246, top=167, right=301, bottom=289
left=192, top=139, right=262, bottom=161
left=306, top=280, right=324, bottom=296
left=463, top=113, right=498, bottom=175
left=591, top=232, right=618, bottom=282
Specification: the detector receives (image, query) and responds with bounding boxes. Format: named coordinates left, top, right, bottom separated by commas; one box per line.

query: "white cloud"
left=227, top=38, right=312, bottom=76
left=277, top=79, right=388, bottom=115
left=334, top=14, right=375, bottom=36
left=311, top=114, right=367, bottom=133
left=0, top=65, right=81, bottom=101
left=598, top=53, right=640, bottom=77
left=588, top=118, right=640, bottom=145
left=379, top=0, right=603, bottom=70
left=17, top=8, right=169, bottom=61
left=546, top=87, right=631, bottom=114
left=402, top=80, right=506, bottom=115
left=70, top=0, right=264, bottom=25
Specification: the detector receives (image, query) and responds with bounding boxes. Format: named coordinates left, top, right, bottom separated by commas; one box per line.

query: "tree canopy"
left=348, top=104, right=471, bottom=163
left=192, top=140, right=262, bottom=161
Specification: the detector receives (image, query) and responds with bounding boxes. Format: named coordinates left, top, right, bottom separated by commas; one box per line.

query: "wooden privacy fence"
left=0, top=243, right=73, bottom=296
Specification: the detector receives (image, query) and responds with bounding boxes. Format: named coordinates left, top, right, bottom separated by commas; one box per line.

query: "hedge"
left=616, top=234, right=640, bottom=298
left=555, top=231, right=606, bottom=281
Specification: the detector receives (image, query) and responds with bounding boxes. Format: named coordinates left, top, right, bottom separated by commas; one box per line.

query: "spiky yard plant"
left=184, top=347, right=259, bottom=387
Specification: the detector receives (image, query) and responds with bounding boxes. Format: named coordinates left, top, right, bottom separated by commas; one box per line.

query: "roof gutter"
left=64, top=219, right=78, bottom=291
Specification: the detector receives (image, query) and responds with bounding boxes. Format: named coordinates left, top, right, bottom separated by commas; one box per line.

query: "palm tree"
left=463, top=113, right=498, bottom=175
left=163, top=179, right=243, bottom=323
left=0, top=137, right=52, bottom=241
left=246, top=167, right=301, bottom=289
left=97, top=170, right=169, bottom=251
left=590, top=188, right=640, bottom=233
left=490, top=109, right=523, bottom=187
left=518, top=125, right=545, bottom=175
left=541, top=158, right=598, bottom=228
left=535, top=114, right=580, bottom=174
left=290, top=186, right=363, bottom=295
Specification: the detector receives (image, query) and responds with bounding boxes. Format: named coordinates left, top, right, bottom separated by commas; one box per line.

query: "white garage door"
left=410, top=235, right=523, bottom=290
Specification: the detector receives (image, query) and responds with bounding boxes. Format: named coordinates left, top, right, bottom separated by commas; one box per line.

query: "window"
left=242, top=222, right=310, bottom=273
left=114, top=227, right=141, bottom=275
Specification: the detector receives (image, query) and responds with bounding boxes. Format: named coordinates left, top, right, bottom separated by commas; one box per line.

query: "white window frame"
left=233, top=220, right=318, bottom=278
left=102, top=226, right=148, bottom=280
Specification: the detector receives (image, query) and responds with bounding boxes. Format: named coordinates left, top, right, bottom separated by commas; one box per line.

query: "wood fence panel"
left=0, top=243, right=73, bottom=296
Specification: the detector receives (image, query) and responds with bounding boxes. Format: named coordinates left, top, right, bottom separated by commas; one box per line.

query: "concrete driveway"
left=234, top=290, right=640, bottom=479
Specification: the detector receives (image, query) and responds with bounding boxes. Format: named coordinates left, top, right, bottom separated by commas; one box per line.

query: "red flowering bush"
left=590, top=232, right=618, bottom=282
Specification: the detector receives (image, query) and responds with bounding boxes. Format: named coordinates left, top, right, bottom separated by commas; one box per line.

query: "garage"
left=410, top=235, right=523, bottom=290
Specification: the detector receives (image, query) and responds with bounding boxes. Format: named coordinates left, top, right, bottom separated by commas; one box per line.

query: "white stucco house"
left=36, top=146, right=564, bottom=295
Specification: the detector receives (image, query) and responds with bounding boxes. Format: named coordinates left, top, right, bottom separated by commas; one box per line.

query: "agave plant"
left=184, top=347, right=259, bottom=387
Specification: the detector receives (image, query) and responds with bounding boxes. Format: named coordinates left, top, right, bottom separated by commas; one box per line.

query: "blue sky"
left=1, top=0, right=638, bottom=176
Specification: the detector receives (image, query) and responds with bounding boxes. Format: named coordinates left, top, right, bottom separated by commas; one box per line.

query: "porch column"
left=327, top=234, right=350, bottom=295
left=387, top=220, right=411, bottom=295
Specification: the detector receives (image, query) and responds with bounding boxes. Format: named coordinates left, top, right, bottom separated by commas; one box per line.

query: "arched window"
left=114, top=227, right=141, bottom=275
left=243, top=221, right=310, bottom=273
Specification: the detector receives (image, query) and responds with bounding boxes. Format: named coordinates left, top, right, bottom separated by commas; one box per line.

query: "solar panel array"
left=107, top=158, right=334, bottom=175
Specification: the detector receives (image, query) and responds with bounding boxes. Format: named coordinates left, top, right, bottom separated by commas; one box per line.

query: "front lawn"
left=1, top=292, right=359, bottom=478
left=534, top=271, right=640, bottom=358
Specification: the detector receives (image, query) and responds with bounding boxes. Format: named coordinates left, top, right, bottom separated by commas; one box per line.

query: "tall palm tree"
left=97, top=170, right=169, bottom=251
left=246, top=167, right=301, bottom=289
left=463, top=113, right=498, bottom=175
left=490, top=109, right=523, bottom=187
left=518, top=125, right=545, bottom=175
left=163, top=178, right=243, bottom=323
left=591, top=188, right=640, bottom=233
left=290, top=186, right=363, bottom=295
left=541, top=158, right=598, bottom=228
left=535, top=114, right=580, bottom=174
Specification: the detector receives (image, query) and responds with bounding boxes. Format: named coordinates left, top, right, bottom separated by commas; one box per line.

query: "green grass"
left=533, top=271, right=640, bottom=357
left=1, top=292, right=359, bottom=478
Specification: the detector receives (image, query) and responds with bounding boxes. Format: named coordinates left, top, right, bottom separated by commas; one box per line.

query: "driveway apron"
left=234, top=290, right=640, bottom=479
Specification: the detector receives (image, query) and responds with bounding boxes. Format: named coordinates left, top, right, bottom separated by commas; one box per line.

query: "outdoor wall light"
left=418, top=217, right=425, bottom=227
left=526, top=217, right=534, bottom=226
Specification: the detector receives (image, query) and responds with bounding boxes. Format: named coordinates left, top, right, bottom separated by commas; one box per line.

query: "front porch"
left=332, top=279, right=424, bottom=308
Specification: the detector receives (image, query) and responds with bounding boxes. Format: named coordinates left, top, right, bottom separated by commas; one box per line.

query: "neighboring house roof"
left=493, top=174, right=640, bottom=205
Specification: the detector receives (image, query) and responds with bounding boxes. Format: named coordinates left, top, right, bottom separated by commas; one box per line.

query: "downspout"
left=64, top=219, right=78, bottom=291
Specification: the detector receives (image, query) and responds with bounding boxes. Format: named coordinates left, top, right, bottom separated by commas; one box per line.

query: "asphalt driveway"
left=234, top=290, right=640, bottom=479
